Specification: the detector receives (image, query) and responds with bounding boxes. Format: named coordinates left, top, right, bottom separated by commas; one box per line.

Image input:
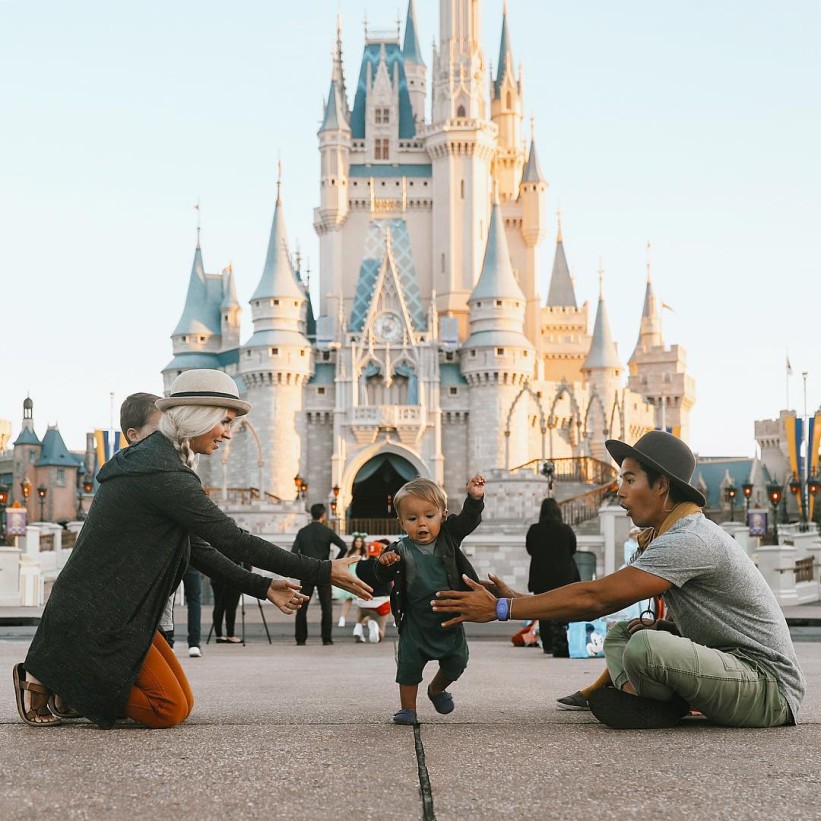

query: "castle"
left=162, top=0, right=694, bottom=522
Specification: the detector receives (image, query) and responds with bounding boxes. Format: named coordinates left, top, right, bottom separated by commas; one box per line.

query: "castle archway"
left=347, top=453, right=419, bottom=519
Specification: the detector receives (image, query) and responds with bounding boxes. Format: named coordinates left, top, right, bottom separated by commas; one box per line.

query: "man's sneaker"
left=367, top=620, right=380, bottom=643
left=188, top=646, right=202, bottom=658
left=556, top=690, right=589, bottom=711
left=588, top=687, right=689, bottom=729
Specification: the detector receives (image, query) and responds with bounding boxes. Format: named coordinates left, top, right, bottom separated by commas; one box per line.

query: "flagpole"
left=786, top=354, right=791, bottom=410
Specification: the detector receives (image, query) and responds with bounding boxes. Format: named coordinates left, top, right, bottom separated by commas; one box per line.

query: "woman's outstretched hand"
left=267, top=579, right=310, bottom=615
left=432, top=575, right=497, bottom=628
left=331, top=555, right=374, bottom=600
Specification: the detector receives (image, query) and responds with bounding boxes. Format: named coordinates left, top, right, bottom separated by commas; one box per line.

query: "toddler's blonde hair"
left=394, top=478, right=447, bottom=517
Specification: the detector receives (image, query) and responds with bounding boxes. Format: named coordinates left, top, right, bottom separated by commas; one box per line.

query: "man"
left=292, top=503, right=347, bottom=645
left=432, top=431, right=805, bottom=729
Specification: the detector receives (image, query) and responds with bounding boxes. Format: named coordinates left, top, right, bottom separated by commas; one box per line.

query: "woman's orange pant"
left=125, top=632, right=194, bottom=728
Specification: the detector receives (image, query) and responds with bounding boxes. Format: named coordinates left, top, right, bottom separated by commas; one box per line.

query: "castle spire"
left=545, top=212, right=577, bottom=308
left=402, top=0, right=424, bottom=66
left=522, top=118, right=546, bottom=183
left=494, top=0, right=515, bottom=98
left=251, top=171, right=303, bottom=302
left=582, top=264, right=621, bottom=372
left=470, top=203, right=526, bottom=303
left=171, top=239, right=209, bottom=336
left=630, top=241, right=663, bottom=360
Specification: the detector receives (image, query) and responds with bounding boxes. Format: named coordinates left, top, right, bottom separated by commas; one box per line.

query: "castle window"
left=322, top=351, right=331, bottom=361
left=375, top=138, right=390, bottom=160
left=496, top=348, right=505, bottom=356
left=460, top=180, right=464, bottom=199
left=449, top=387, right=458, bottom=396
left=271, top=348, right=279, bottom=355
left=496, top=300, right=503, bottom=307
left=470, top=350, right=476, bottom=357
left=456, top=104, right=466, bottom=117
left=200, top=336, right=206, bottom=342
left=445, top=352, right=454, bottom=361
left=56, top=468, right=65, bottom=486
left=273, top=299, right=280, bottom=306
left=374, top=108, right=390, bottom=124
left=441, top=252, right=445, bottom=273
left=300, top=350, right=305, bottom=356
left=318, top=387, right=326, bottom=395
left=506, top=91, right=512, bottom=108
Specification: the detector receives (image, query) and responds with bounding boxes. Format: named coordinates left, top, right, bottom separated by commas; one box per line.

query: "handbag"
left=356, top=595, right=391, bottom=616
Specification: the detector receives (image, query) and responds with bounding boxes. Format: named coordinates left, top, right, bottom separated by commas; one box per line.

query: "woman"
left=334, top=533, right=367, bottom=628
left=13, top=369, right=370, bottom=729
left=525, top=497, right=579, bottom=657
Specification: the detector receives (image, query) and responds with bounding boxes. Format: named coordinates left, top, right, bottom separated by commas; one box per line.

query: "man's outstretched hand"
left=432, top=575, right=498, bottom=628
left=267, top=579, right=309, bottom=615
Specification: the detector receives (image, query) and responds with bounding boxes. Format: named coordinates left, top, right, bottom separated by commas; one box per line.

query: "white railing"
left=348, top=406, right=422, bottom=427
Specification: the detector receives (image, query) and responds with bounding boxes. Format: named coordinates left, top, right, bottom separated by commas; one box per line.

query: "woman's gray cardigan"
left=25, top=432, right=330, bottom=728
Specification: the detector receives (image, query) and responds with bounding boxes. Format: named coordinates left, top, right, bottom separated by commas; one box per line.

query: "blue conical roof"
left=251, top=191, right=303, bottom=301
left=470, top=204, right=525, bottom=302
left=494, top=6, right=514, bottom=97
left=402, top=0, right=425, bottom=66
left=172, top=245, right=215, bottom=336
left=319, top=79, right=350, bottom=134
left=583, top=289, right=621, bottom=371
left=522, top=139, right=545, bottom=184
left=546, top=223, right=576, bottom=308
left=36, top=426, right=82, bottom=467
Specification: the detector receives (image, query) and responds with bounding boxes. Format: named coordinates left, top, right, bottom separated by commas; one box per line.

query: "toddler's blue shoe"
left=392, top=708, right=418, bottom=725
left=427, top=688, right=455, bottom=714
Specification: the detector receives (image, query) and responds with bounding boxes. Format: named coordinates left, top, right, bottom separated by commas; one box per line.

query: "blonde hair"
left=394, top=478, right=447, bottom=518
left=158, top=405, right=229, bottom=469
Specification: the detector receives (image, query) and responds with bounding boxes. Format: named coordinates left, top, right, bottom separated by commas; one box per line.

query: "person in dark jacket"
left=525, top=497, right=579, bottom=657
left=291, top=503, right=348, bottom=646
left=13, top=369, right=370, bottom=730
left=375, top=475, right=485, bottom=725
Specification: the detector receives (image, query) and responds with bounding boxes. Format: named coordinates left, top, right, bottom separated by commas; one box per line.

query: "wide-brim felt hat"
left=605, top=430, right=705, bottom=507
left=156, top=369, right=250, bottom=416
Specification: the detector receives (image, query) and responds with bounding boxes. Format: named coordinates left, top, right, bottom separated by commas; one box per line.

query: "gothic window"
left=506, top=91, right=512, bottom=108
left=374, top=108, right=390, bottom=124
left=456, top=104, right=466, bottom=117
left=460, top=180, right=464, bottom=199
left=375, top=138, right=390, bottom=160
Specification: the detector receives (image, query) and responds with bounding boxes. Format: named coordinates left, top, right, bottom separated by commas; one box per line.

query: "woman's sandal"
left=47, top=693, right=82, bottom=719
left=12, top=663, right=62, bottom=727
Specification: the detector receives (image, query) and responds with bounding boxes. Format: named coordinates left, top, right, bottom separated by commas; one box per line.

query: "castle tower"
left=627, top=253, right=695, bottom=439
left=462, top=202, right=535, bottom=471
left=12, top=397, right=40, bottom=508
left=241, top=177, right=313, bottom=498
left=490, top=2, right=524, bottom=203
left=315, top=30, right=352, bottom=327
left=220, top=264, right=241, bottom=352
left=581, top=271, right=622, bottom=460
left=402, top=0, right=426, bottom=125
left=427, top=0, right=496, bottom=338
left=517, top=121, right=548, bottom=351
left=541, top=214, right=590, bottom=384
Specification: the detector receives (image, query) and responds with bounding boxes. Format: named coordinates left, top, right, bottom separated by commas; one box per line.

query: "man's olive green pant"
left=603, top=621, right=791, bottom=727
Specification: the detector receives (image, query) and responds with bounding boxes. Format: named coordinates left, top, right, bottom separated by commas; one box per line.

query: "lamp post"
left=541, top=460, right=555, bottom=497
left=0, top=483, right=8, bottom=542
left=808, top=477, right=821, bottom=526
left=766, top=480, right=783, bottom=545
left=20, top=477, right=32, bottom=514
left=741, top=481, right=753, bottom=521
left=294, top=474, right=303, bottom=501
left=725, top=482, right=737, bottom=522
left=331, top=484, right=340, bottom=517
left=37, top=483, right=47, bottom=522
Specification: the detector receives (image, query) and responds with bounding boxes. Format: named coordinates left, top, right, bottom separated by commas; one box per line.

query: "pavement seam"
left=413, top=722, right=436, bottom=821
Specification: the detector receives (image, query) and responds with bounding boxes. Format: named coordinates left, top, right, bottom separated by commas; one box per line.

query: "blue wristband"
left=496, top=597, right=510, bottom=622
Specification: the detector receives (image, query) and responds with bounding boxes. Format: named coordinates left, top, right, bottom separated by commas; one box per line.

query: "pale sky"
left=1, top=0, right=819, bottom=458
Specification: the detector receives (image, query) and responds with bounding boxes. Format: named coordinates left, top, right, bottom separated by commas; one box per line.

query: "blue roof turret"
left=319, top=79, right=350, bottom=134
left=522, top=138, right=545, bottom=184
left=172, top=244, right=218, bottom=336
left=469, top=203, right=526, bottom=302
left=546, top=216, right=577, bottom=307
left=36, top=426, right=82, bottom=467
left=251, top=182, right=303, bottom=302
left=402, top=0, right=425, bottom=66
left=583, top=274, right=622, bottom=371
left=493, top=2, right=515, bottom=98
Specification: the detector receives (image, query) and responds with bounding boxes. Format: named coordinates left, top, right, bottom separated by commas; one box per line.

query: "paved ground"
left=1, top=607, right=821, bottom=821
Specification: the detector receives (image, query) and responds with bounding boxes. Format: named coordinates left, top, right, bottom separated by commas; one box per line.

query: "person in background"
left=292, top=503, right=348, bottom=646
left=210, top=562, right=245, bottom=643
left=525, top=498, right=579, bottom=657
left=353, top=540, right=392, bottom=644
left=334, top=533, right=367, bottom=628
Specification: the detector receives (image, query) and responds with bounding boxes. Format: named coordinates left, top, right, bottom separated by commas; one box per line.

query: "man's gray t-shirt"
left=632, top=513, right=805, bottom=720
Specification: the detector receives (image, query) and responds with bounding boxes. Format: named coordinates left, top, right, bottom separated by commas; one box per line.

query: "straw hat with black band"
left=605, top=430, right=705, bottom=507
left=156, top=369, right=251, bottom=416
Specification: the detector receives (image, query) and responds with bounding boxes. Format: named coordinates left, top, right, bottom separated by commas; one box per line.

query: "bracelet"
left=496, top=597, right=511, bottom=622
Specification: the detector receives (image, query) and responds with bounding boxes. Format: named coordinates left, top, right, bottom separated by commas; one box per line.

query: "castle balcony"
left=346, top=405, right=424, bottom=445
